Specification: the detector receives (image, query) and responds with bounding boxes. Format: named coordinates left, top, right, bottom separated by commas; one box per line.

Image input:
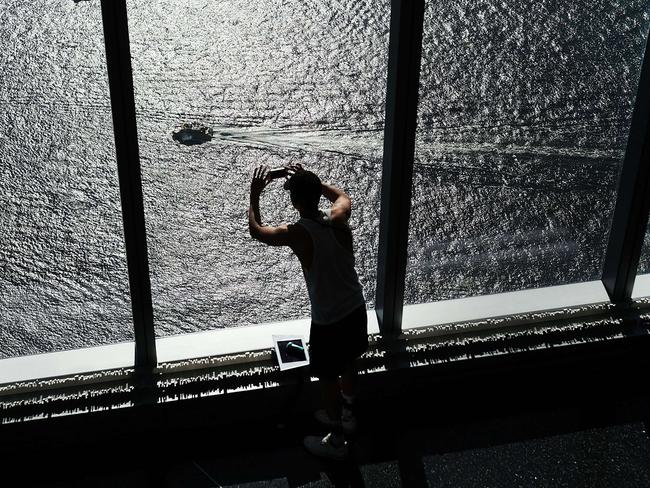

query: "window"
left=632, top=226, right=650, bottom=298
left=0, top=2, right=133, bottom=359
left=406, top=0, right=650, bottom=305
left=126, top=0, right=390, bottom=337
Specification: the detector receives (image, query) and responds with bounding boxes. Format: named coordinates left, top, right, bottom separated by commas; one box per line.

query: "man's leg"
left=321, top=376, right=342, bottom=422
left=340, top=305, right=366, bottom=404
left=303, top=376, right=346, bottom=456
left=339, top=363, right=358, bottom=431
left=340, top=363, right=357, bottom=399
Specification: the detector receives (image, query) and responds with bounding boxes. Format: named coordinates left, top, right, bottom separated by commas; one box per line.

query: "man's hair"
left=285, top=170, right=322, bottom=210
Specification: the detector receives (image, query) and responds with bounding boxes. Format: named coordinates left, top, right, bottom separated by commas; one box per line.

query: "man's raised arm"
left=248, top=165, right=293, bottom=247
left=321, top=182, right=351, bottom=222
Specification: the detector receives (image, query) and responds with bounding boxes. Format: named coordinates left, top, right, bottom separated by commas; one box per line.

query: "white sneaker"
left=303, top=432, right=348, bottom=460
left=314, top=409, right=358, bottom=434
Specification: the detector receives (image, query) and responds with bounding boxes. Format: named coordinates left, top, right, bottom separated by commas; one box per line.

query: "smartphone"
left=268, top=167, right=288, bottom=179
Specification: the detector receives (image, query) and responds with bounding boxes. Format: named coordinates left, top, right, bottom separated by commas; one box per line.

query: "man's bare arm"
left=321, top=182, right=351, bottom=222
left=248, top=165, right=294, bottom=247
left=248, top=196, right=293, bottom=246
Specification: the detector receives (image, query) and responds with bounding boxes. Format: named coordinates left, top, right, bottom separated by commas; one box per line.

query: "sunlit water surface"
left=1, top=0, right=650, bottom=357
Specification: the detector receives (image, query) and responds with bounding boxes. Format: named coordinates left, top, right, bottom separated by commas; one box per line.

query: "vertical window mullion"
left=101, top=0, right=156, bottom=369
left=602, top=32, right=650, bottom=303
left=376, top=0, right=426, bottom=336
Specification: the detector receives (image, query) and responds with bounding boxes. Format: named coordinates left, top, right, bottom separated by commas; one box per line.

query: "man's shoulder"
left=326, top=210, right=351, bottom=230
left=287, top=222, right=311, bottom=240
left=287, top=222, right=312, bottom=259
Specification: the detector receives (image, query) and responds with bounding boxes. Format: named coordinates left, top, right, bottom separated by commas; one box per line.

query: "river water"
left=1, top=0, right=649, bottom=358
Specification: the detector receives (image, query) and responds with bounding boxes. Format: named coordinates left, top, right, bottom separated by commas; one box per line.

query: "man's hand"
left=251, top=165, right=271, bottom=200
left=286, top=163, right=304, bottom=175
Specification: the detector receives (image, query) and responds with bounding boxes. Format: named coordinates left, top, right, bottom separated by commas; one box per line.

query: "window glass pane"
left=406, top=1, right=650, bottom=305
left=0, top=2, right=133, bottom=358
left=634, top=227, right=650, bottom=298
left=639, top=229, right=650, bottom=275
left=127, top=1, right=389, bottom=336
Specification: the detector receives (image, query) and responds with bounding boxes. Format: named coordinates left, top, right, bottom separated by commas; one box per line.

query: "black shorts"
left=309, top=304, right=368, bottom=380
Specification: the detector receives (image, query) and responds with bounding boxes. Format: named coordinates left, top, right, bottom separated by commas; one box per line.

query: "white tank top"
left=297, top=209, right=365, bottom=325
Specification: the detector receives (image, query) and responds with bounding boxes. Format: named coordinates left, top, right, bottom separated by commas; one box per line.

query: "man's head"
left=284, top=170, right=322, bottom=212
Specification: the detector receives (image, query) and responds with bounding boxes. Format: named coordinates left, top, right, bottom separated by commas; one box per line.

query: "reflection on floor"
left=25, top=395, right=650, bottom=487
left=8, top=322, right=650, bottom=487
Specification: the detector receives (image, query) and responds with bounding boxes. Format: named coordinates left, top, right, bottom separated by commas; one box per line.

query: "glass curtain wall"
left=638, top=227, right=650, bottom=275
left=405, top=0, right=650, bottom=305
left=0, top=1, right=133, bottom=358
left=126, top=0, right=389, bottom=337
left=633, top=227, right=650, bottom=297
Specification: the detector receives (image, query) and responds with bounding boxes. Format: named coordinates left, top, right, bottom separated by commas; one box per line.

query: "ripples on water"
left=408, top=0, right=650, bottom=303
left=126, top=0, right=389, bottom=337
left=0, top=1, right=131, bottom=358
left=1, top=0, right=649, bottom=357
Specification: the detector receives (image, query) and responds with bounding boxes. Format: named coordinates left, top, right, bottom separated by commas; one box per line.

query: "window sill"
left=632, top=273, right=650, bottom=299
left=0, top=280, right=623, bottom=390
left=403, top=280, right=611, bottom=335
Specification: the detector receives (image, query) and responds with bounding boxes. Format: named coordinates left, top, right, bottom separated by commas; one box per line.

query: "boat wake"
left=202, top=125, right=621, bottom=163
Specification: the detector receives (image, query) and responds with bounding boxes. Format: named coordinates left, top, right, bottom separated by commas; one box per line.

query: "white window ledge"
left=632, top=273, right=650, bottom=299
left=0, top=342, right=135, bottom=387
left=0, top=282, right=612, bottom=387
left=403, top=280, right=610, bottom=331
left=156, top=311, right=381, bottom=364
left=0, top=311, right=381, bottom=386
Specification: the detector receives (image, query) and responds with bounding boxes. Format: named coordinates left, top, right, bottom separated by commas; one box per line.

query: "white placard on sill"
left=272, top=335, right=310, bottom=371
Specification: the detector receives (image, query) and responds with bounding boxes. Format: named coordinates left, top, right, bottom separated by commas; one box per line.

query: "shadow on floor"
left=28, top=396, right=650, bottom=488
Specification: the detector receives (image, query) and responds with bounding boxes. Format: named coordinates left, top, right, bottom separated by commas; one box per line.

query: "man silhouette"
left=249, top=163, right=367, bottom=460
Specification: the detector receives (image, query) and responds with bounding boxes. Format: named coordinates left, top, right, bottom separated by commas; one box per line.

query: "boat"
left=171, top=123, right=214, bottom=146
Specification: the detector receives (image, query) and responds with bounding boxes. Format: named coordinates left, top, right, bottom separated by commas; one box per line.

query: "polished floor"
left=6, top=323, right=650, bottom=487
left=15, top=386, right=650, bottom=488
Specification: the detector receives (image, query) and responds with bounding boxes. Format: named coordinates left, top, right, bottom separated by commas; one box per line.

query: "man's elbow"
left=250, top=228, right=273, bottom=246
left=249, top=225, right=262, bottom=241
